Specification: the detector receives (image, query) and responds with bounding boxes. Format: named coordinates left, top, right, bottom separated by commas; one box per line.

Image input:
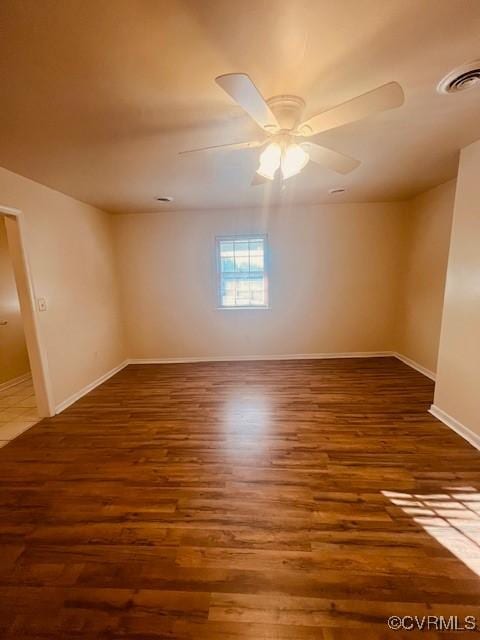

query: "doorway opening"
left=0, top=215, right=38, bottom=444
left=0, top=205, right=54, bottom=448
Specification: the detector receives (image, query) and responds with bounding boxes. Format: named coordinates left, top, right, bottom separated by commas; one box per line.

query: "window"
left=216, top=235, right=269, bottom=308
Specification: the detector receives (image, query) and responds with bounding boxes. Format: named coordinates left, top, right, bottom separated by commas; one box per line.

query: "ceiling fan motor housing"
left=266, top=95, right=306, bottom=131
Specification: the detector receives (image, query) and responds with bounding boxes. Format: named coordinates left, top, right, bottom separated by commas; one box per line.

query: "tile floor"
left=0, top=377, right=39, bottom=448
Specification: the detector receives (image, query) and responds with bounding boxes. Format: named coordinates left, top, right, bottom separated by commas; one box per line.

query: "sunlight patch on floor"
left=383, top=487, right=480, bottom=576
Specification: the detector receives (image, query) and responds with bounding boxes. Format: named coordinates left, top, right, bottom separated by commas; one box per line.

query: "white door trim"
left=0, top=205, right=55, bottom=416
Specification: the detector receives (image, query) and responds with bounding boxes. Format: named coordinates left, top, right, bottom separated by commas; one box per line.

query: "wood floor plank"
left=1, top=357, right=480, bottom=637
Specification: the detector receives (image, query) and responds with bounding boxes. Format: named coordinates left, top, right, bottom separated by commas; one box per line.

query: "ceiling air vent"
left=155, top=196, right=173, bottom=203
left=437, top=61, right=480, bottom=94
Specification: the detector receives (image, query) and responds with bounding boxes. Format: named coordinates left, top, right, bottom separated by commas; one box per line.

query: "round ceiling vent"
left=329, top=187, right=345, bottom=195
left=155, top=196, right=173, bottom=203
left=437, top=61, right=480, bottom=94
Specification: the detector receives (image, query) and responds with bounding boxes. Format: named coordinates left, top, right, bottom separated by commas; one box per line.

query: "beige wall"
left=0, top=166, right=125, bottom=407
left=114, top=202, right=405, bottom=359
left=434, top=139, right=480, bottom=436
left=396, top=180, right=455, bottom=374
left=0, top=218, right=30, bottom=384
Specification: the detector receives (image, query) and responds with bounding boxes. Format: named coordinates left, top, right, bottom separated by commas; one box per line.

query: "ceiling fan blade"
left=299, top=82, right=404, bottom=136
left=302, top=142, right=360, bottom=174
left=215, top=73, right=280, bottom=132
left=179, top=140, right=263, bottom=155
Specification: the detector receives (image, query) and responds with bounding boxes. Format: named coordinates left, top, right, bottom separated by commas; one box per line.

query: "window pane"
left=221, top=256, right=235, bottom=272
left=220, top=241, right=234, bottom=256
left=249, top=255, right=264, bottom=271
left=222, top=294, right=235, bottom=306
left=249, top=239, right=263, bottom=253
left=234, top=240, right=249, bottom=255
left=235, top=254, right=250, bottom=272
left=250, top=278, right=263, bottom=291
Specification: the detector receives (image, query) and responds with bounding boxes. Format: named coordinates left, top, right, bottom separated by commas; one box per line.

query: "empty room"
left=1, top=0, right=480, bottom=637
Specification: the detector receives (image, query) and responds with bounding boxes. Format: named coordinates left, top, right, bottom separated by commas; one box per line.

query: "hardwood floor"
left=1, top=357, right=480, bottom=639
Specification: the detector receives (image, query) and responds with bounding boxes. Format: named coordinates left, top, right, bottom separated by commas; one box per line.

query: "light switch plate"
left=37, top=297, right=47, bottom=312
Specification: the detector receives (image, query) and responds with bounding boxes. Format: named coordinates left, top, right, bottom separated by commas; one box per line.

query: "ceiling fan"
left=180, top=73, right=404, bottom=183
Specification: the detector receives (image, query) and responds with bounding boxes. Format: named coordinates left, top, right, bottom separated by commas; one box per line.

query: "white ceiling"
left=1, top=0, right=480, bottom=213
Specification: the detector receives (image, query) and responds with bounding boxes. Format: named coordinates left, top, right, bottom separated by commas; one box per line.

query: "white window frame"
left=215, top=234, right=270, bottom=310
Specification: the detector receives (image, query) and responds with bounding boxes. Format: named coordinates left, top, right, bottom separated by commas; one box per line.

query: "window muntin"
left=216, top=236, right=268, bottom=308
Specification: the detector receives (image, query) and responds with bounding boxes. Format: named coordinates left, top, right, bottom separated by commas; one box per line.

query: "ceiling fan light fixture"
left=182, top=73, right=394, bottom=182
left=281, top=143, right=309, bottom=179
left=256, top=142, right=281, bottom=180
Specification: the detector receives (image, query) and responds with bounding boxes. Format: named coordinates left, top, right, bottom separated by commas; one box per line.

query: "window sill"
left=216, top=306, right=271, bottom=311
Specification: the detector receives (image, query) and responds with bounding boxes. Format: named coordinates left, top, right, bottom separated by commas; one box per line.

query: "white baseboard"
left=429, top=404, right=480, bottom=451
left=55, top=360, right=129, bottom=414
left=0, top=372, right=32, bottom=392
left=393, top=352, right=436, bottom=381
left=128, top=351, right=394, bottom=365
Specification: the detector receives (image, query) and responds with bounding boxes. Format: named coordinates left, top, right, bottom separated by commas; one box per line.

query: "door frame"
left=0, top=204, right=55, bottom=417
